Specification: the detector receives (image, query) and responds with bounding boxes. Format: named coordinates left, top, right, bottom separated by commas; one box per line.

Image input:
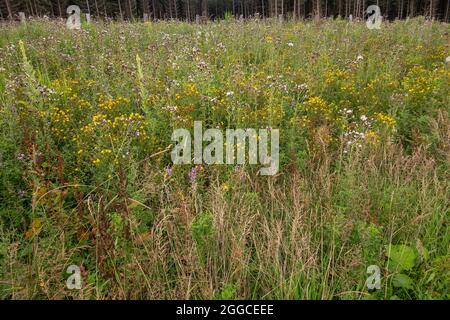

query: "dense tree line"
left=1, top=0, right=449, bottom=21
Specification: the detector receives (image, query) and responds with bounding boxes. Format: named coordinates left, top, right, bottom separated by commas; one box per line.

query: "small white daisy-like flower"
left=287, top=42, right=294, bottom=47
left=357, top=54, right=364, bottom=61
left=298, top=83, right=308, bottom=90
left=360, top=115, right=368, bottom=121
left=225, top=91, right=234, bottom=97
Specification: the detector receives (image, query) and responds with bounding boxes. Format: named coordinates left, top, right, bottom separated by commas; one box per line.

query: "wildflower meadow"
left=0, top=15, right=449, bottom=300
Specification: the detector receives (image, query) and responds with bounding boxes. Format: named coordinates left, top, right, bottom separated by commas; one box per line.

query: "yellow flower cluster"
left=112, top=112, right=145, bottom=129
left=375, top=112, right=396, bottom=127
left=75, top=98, right=92, bottom=110
left=49, top=107, right=70, bottom=124
left=340, top=81, right=357, bottom=95
left=290, top=115, right=311, bottom=128
left=176, top=84, right=200, bottom=100
left=98, top=95, right=130, bottom=111
left=325, top=68, right=349, bottom=85
left=303, top=96, right=334, bottom=121
left=91, top=149, right=114, bottom=166
left=78, top=112, right=147, bottom=140
left=43, top=107, right=72, bottom=140
left=304, top=96, right=328, bottom=111
left=402, top=66, right=434, bottom=98
left=365, top=130, right=380, bottom=146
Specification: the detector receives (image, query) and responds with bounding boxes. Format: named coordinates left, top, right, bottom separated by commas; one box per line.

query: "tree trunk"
left=293, top=0, right=296, bottom=19
left=118, top=0, right=123, bottom=19
left=128, top=0, right=133, bottom=19
left=86, top=0, right=91, bottom=15
left=315, top=0, right=321, bottom=19
left=57, top=0, right=62, bottom=17
left=5, top=0, right=12, bottom=19
left=187, top=0, right=191, bottom=21
left=445, top=0, right=449, bottom=22
left=201, top=0, right=208, bottom=17
left=152, top=0, right=156, bottom=19
left=94, top=0, right=100, bottom=16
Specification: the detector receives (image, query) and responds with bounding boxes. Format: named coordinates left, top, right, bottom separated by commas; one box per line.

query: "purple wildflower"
left=188, top=167, right=197, bottom=184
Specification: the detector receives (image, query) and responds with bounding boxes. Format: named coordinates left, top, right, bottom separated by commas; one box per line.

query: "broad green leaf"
left=392, top=273, right=414, bottom=290
left=386, top=244, right=416, bottom=272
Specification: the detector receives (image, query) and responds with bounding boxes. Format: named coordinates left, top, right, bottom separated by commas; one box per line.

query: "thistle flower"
left=188, top=167, right=198, bottom=183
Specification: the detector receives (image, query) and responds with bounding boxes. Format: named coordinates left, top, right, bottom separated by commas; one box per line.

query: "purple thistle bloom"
left=188, top=167, right=197, bottom=184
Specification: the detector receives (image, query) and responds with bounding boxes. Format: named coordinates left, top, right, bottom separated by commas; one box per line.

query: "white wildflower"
left=298, top=83, right=308, bottom=90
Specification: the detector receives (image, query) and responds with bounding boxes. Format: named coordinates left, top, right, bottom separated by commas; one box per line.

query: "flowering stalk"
left=136, top=54, right=148, bottom=113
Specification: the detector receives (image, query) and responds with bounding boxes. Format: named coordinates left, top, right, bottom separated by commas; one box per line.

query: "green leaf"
left=392, top=273, right=414, bottom=290
left=386, top=244, right=416, bottom=272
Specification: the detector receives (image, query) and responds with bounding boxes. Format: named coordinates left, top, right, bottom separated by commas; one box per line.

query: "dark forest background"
left=1, top=0, right=449, bottom=21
